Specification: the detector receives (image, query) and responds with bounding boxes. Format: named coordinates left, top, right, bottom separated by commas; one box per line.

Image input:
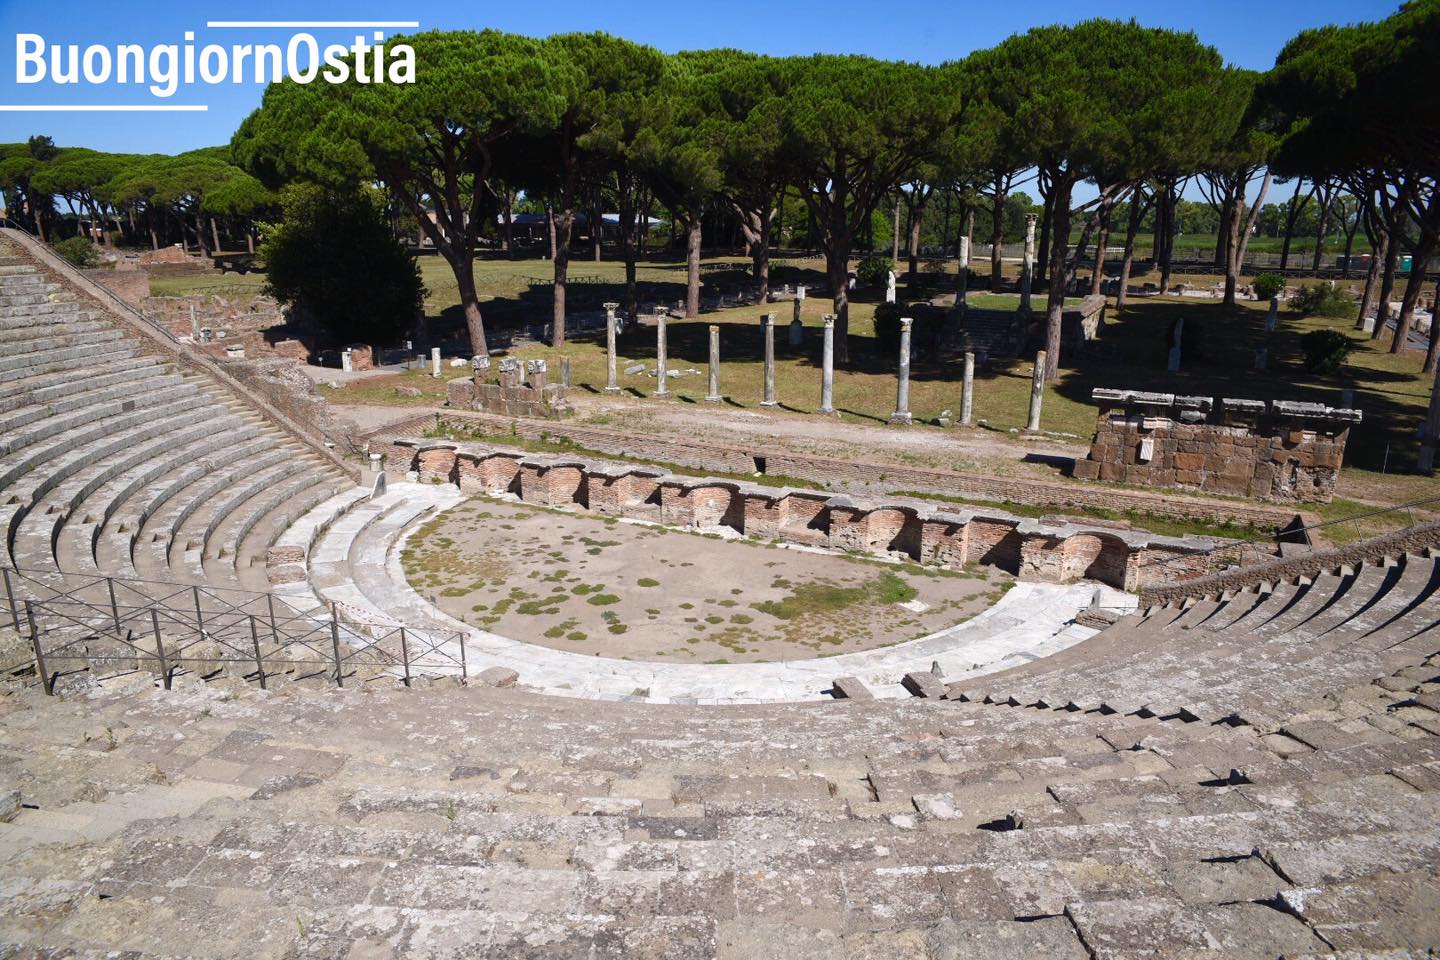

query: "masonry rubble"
left=446, top=353, right=572, bottom=419
left=1073, top=387, right=1361, bottom=502
left=384, top=438, right=1216, bottom=591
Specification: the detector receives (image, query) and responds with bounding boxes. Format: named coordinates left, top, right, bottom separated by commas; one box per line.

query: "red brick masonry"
left=1072, top=389, right=1360, bottom=503
left=365, top=410, right=1307, bottom=531
left=385, top=439, right=1220, bottom=592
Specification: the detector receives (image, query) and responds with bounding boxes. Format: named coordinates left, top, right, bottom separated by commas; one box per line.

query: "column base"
left=653, top=390, right=671, bottom=399
left=889, top=412, right=913, bottom=425
left=603, top=386, right=622, bottom=395
left=817, top=406, right=839, bottom=417
left=704, top=395, right=722, bottom=403
left=760, top=400, right=779, bottom=408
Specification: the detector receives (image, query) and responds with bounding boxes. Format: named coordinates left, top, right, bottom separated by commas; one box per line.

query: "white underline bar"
left=0, top=105, right=209, bottom=112
left=206, top=21, right=420, bottom=27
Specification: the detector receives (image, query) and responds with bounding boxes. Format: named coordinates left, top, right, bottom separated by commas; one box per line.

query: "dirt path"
left=567, top=393, right=1087, bottom=479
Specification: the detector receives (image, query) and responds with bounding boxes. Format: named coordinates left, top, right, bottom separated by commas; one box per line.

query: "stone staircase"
left=0, top=659, right=1436, bottom=958
left=0, top=244, right=355, bottom=596
left=0, top=236, right=1437, bottom=956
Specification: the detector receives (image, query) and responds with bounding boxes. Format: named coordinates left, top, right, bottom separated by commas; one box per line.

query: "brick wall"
left=365, top=410, right=1303, bottom=530
left=1072, top=393, right=1357, bottom=504
left=385, top=439, right=1215, bottom=592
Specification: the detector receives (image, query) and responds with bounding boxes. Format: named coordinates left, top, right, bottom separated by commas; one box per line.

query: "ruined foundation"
left=382, top=439, right=1217, bottom=592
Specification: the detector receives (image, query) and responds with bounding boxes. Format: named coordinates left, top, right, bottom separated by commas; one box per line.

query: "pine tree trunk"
left=990, top=176, right=1006, bottom=293
left=1358, top=229, right=1386, bottom=327
left=552, top=210, right=573, bottom=347
left=502, top=194, right=514, bottom=259
left=908, top=199, right=924, bottom=280
left=1373, top=241, right=1400, bottom=340
left=828, top=244, right=851, bottom=365
left=1037, top=189, right=1054, bottom=284
left=1042, top=178, right=1074, bottom=381
left=891, top=197, right=901, bottom=266
left=1392, top=244, right=1432, bottom=356
left=1117, top=192, right=1145, bottom=313
left=454, top=257, right=489, bottom=358
left=1090, top=199, right=1115, bottom=297
left=686, top=212, right=702, bottom=318
left=1312, top=195, right=1331, bottom=271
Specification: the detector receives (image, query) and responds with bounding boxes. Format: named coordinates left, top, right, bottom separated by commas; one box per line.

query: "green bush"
left=874, top=301, right=948, bottom=358
left=1301, top=329, right=1357, bottom=374
left=855, top=256, right=893, bottom=288
left=260, top=183, right=424, bottom=345
left=1252, top=273, right=1285, bottom=302
left=52, top=236, right=99, bottom=269
left=1288, top=282, right=1355, bottom=319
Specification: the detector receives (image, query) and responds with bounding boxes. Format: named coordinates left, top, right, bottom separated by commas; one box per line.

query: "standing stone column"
left=1420, top=368, right=1440, bottom=473
left=819, top=314, right=837, bottom=416
left=1026, top=349, right=1046, bottom=432
left=890, top=318, right=914, bottom=425
left=603, top=302, right=620, bottom=394
left=654, top=313, right=670, bottom=398
left=789, top=286, right=806, bottom=348
left=960, top=351, right=975, bottom=426
left=430, top=347, right=441, bottom=378
left=1020, top=213, right=1038, bottom=312
left=760, top=313, right=778, bottom=407
left=1265, top=296, right=1279, bottom=333
left=705, top=325, right=722, bottom=402
left=956, top=236, right=970, bottom=316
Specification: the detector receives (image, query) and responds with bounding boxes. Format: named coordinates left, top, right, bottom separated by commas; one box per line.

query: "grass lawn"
left=173, top=249, right=1434, bottom=509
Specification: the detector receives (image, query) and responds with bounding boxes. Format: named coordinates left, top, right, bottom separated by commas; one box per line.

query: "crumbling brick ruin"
left=372, top=439, right=1216, bottom=591
left=1072, top=388, right=1361, bottom=503
left=447, top=356, right=572, bottom=419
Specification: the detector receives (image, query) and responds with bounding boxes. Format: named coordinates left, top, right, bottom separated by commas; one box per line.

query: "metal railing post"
left=458, top=631, right=467, bottom=685
left=25, top=601, right=52, bottom=695
left=106, top=577, right=122, bottom=638
left=249, top=615, right=266, bottom=690
left=151, top=608, right=170, bottom=690
left=399, top=628, right=412, bottom=688
left=266, top=593, right=280, bottom=646
left=192, top=586, right=204, bottom=638
left=2, top=567, right=21, bottom=635
left=330, top=618, right=344, bottom=688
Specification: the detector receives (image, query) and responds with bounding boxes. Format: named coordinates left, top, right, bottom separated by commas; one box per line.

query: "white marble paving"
left=289, top=482, right=1136, bottom=704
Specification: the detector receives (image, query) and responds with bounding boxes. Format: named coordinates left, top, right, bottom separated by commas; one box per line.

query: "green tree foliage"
left=260, top=184, right=424, bottom=346
left=1266, top=0, right=1440, bottom=366
left=236, top=30, right=578, bottom=357
left=970, top=20, right=1234, bottom=377
left=778, top=55, right=962, bottom=361
left=51, top=236, right=99, bottom=268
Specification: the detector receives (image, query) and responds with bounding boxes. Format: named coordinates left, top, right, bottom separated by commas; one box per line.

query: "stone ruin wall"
left=382, top=439, right=1219, bottom=593
left=446, top=357, right=572, bottom=419
left=1073, top=389, right=1361, bottom=504
left=365, top=409, right=1309, bottom=532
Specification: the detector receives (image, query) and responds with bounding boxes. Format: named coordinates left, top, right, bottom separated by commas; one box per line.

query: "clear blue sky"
left=0, top=0, right=1399, bottom=155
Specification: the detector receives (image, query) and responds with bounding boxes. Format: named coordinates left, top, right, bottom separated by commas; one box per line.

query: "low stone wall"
left=1073, top=389, right=1360, bottom=503
left=386, top=439, right=1215, bottom=592
left=1138, top=520, right=1440, bottom=606
left=364, top=409, right=1306, bottom=531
